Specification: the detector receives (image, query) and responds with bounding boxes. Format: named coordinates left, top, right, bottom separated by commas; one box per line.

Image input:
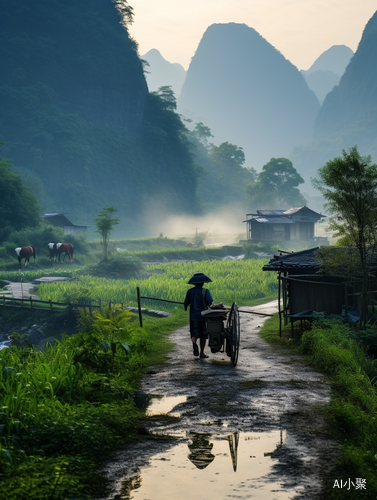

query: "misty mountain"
left=0, top=0, right=198, bottom=234
left=178, top=23, right=320, bottom=170
left=142, top=49, right=186, bottom=97
left=292, top=10, right=377, bottom=189
left=301, top=45, right=354, bottom=104
left=303, top=70, right=340, bottom=104
left=304, top=45, right=354, bottom=76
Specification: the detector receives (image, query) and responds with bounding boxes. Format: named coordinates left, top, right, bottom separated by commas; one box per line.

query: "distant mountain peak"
left=178, top=22, right=319, bottom=169
left=362, top=10, right=377, bottom=38
left=141, top=48, right=186, bottom=96
left=304, top=45, right=354, bottom=76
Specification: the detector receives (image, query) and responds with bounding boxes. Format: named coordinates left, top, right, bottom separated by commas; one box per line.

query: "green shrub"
left=85, top=253, right=144, bottom=279
left=299, top=319, right=377, bottom=498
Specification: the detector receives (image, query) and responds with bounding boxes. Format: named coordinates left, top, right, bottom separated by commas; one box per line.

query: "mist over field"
left=141, top=205, right=247, bottom=245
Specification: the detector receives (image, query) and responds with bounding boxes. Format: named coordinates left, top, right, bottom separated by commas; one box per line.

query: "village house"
left=243, top=206, right=326, bottom=244
left=43, top=213, right=87, bottom=235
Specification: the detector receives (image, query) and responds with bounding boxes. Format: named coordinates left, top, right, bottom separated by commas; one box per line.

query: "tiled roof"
left=253, top=217, right=293, bottom=224
left=283, top=206, right=325, bottom=218
left=256, top=210, right=285, bottom=216
left=283, top=206, right=304, bottom=215
left=263, top=247, right=322, bottom=272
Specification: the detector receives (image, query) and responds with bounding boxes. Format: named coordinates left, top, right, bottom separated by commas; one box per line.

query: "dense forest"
left=0, top=0, right=198, bottom=235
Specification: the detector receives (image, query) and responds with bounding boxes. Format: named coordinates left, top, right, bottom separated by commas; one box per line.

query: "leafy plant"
left=94, top=207, right=120, bottom=261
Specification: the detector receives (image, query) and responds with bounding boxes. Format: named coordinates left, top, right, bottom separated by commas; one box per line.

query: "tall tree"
left=113, top=0, right=134, bottom=26
left=152, top=85, right=178, bottom=111
left=246, top=157, right=306, bottom=209
left=192, top=122, right=213, bottom=150
left=210, top=142, right=246, bottom=170
left=94, top=207, right=120, bottom=260
left=312, top=145, right=377, bottom=326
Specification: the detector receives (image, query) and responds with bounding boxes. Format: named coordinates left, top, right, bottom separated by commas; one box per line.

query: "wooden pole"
left=137, top=287, right=143, bottom=328
left=278, top=273, right=282, bottom=338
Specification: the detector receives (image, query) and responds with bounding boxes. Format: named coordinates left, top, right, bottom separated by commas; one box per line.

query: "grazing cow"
left=48, top=242, right=57, bottom=261
left=15, top=246, right=36, bottom=269
left=55, top=243, right=74, bottom=262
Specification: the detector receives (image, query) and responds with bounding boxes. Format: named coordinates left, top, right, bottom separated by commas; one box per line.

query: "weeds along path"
left=97, top=301, right=340, bottom=500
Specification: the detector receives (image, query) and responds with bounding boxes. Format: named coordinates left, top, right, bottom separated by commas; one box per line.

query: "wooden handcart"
left=202, top=302, right=240, bottom=367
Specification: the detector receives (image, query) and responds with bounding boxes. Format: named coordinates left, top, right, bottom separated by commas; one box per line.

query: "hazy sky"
left=128, top=0, right=376, bottom=71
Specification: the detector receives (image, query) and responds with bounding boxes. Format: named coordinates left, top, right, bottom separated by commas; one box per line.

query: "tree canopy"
left=95, top=207, right=120, bottom=260
left=246, top=157, right=306, bottom=209
left=312, top=145, right=377, bottom=326
left=0, top=151, right=41, bottom=242
left=312, top=146, right=377, bottom=246
left=185, top=124, right=256, bottom=211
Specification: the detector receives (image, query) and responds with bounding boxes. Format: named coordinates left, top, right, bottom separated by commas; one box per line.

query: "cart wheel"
left=227, top=302, right=240, bottom=366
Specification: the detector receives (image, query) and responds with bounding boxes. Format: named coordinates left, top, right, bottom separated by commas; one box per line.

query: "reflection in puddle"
left=146, top=395, right=188, bottom=417
left=119, top=430, right=294, bottom=499
left=187, top=433, right=215, bottom=469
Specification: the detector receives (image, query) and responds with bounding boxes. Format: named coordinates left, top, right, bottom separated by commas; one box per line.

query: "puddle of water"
left=118, top=430, right=295, bottom=500
left=146, top=395, right=188, bottom=418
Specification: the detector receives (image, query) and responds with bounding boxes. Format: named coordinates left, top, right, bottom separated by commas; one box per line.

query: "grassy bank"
left=259, top=315, right=377, bottom=499
left=0, top=307, right=188, bottom=499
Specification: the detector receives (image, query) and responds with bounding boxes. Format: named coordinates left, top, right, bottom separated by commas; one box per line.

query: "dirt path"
left=4, top=282, right=40, bottom=300
left=97, top=301, right=340, bottom=500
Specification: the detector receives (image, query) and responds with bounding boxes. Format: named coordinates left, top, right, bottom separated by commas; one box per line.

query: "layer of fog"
left=142, top=205, right=248, bottom=245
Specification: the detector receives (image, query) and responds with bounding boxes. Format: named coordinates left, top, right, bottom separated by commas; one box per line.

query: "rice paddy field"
left=36, top=260, right=278, bottom=309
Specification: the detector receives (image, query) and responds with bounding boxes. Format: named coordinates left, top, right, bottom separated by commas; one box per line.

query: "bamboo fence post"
left=137, top=287, right=143, bottom=328
left=278, top=272, right=282, bottom=338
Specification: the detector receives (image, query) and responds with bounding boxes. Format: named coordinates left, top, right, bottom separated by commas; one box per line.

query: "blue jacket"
left=184, top=286, right=213, bottom=321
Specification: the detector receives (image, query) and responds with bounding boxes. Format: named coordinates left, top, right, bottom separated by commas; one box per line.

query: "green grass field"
left=35, top=260, right=278, bottom=309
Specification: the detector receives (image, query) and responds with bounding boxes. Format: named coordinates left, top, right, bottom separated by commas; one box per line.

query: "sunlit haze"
left=128, top=0, right=376, bottom=70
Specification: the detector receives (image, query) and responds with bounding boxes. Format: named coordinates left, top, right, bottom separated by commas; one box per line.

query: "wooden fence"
left=0, top=295, right=121, bottom=314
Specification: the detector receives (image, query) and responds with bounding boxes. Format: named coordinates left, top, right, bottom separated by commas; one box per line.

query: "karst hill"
left=292, top=9, right=377, bottom=188
left=0, top=0, right=198, bottom=232
left=301, top=45, right=354, bottom=104
left=314, top=11, right=377, bottom=146
left=142, top=49, right=186, bottom=97
left=178, top=22, right=320, bottom=170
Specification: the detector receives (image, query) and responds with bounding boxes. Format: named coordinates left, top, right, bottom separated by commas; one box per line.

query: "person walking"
left=184, top=272, right=213, bottom=359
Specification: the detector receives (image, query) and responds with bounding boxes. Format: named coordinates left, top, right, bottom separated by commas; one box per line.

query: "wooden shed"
left=263, top=247, right=368, bottom=336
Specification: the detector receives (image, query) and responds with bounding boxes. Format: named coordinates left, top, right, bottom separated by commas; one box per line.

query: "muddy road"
left=97, top=301, right=340, bottom=500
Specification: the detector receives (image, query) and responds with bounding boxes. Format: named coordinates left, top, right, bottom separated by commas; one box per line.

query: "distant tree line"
left=184, top=117, right=307, bottom=212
